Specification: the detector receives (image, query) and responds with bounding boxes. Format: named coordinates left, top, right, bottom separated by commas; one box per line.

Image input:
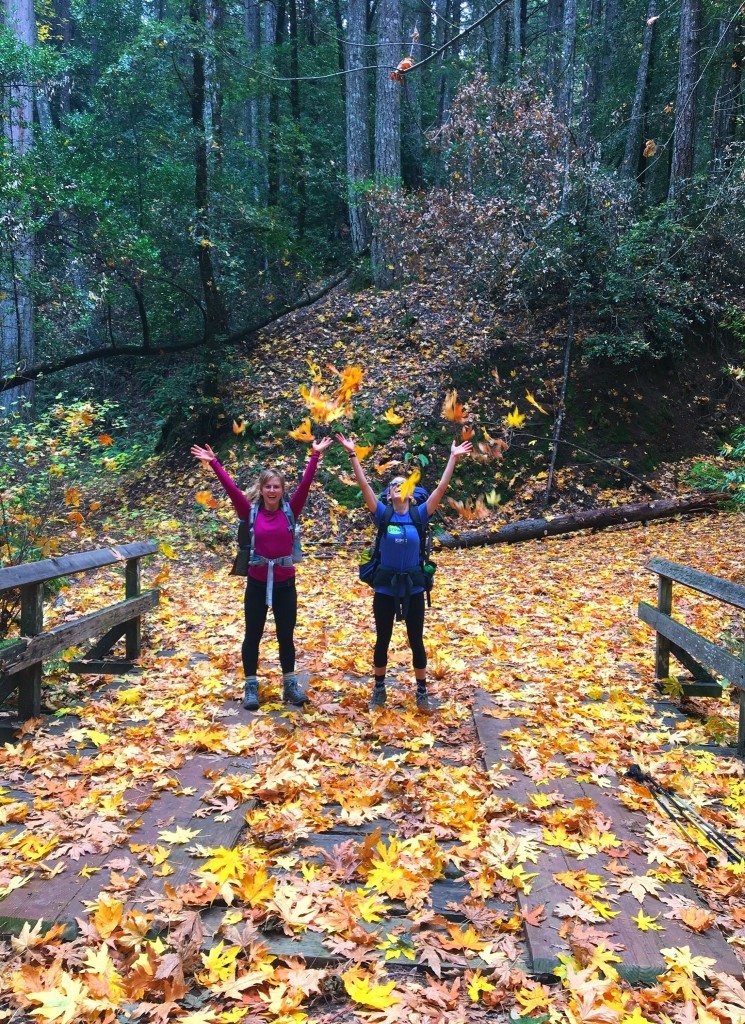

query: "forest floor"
left=1, top=511, right=745, bottom=1022
left=2, top=278, right=745, bottom=1021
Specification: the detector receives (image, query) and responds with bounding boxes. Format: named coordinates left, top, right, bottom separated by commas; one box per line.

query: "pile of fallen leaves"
left=1, top=508, right=745, bottom=1022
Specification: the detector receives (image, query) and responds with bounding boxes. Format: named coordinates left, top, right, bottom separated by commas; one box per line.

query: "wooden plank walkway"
left=472, top=689, right=743, bottom=983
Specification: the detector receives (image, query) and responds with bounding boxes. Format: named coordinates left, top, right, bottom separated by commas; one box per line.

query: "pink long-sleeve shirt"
left=210, top=453, right=320, bottom=583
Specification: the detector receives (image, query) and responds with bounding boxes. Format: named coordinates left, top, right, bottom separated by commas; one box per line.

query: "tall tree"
left=372, top=0, right=401, bottom=286
left=288, top=0, right=307, bottom=235
left=344, top=0, right=371, bottom=250
left=512, top=0, right=526, bottom=67
left=622, top=0, right=658, bottom=178
left=244, top=0, right=263, bottom=195
left=189, top=0, right=228, bottom=339
left=558, top=0, right=577, bottom=207
left=545, top=0, right=563, bottom=91
left=668, top=0, right=701, bottom=198
left=712, top=16, right=743, bottom=173
left=1, top=0, right=36, bottom=411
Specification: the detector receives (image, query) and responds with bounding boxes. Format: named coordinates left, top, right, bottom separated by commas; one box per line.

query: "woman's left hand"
left=312, top=436, right=333, bottom=457
left=451, top=440, right=473, bottom=460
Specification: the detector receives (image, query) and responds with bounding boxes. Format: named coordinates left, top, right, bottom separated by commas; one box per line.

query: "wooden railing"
left=0, top=542, right=159, bottom=721
left=639, top=557, right=745, bottom=756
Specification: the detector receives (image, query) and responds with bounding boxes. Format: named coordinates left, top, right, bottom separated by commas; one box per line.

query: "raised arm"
left=289, top=436, right=332, bottom=516
left=336, top=434, right=378, bottom=513
left=426, top=440, right=472, bottom=517
left=190, top=442, right=251, bottom=519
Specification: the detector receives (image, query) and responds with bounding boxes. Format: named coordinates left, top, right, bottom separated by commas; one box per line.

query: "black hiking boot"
left=243, top=677, right=260, bottom=711
left=283, top=673, right=308, bottom=706
left=370, top=683, right=387, bottom=708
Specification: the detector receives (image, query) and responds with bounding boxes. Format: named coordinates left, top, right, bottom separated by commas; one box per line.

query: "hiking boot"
left=416, top=686, right=430, bottom=712
left=242, top=677, right=260, bottom=711
left=283, top=673, right=308, bottom=706
left=370, top=683, right=387, bottom=708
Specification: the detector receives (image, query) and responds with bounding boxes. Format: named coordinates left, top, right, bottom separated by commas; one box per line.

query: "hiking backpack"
left=358, top=485, right=437, bottom=603
left=230, top=500, right=302, bottom=577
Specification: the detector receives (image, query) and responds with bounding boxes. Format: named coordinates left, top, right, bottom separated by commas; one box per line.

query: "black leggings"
left=373, top=591, right=427, bottom=670
left=242, top=578, right=297, bottom=677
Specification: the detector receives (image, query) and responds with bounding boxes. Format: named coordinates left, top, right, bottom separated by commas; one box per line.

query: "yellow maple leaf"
left=383, top=408, right=403, bottom=425
left=632, top=910, right=663, bottom=932
left=525, top=391, right=548, bottom=415
left=198, top=847, right=246, bottom=884
left=467, top=969, right=496, bottom=1002
left=660, top=945, right=716, bottom=978
left=288, top=417, right=314, bottom=442
left=342, top=970, right=400, bottom=1009
left=515, top=982, right=552, bottom=1014
left=398, top=467, right=421, bottom=500
left=196, top=941, right=241, bottom=985
left=90, top=894, right=124, bottom=939
left=505, top=407, right=526, bottom=429
left=354, top=443, right=372, bottom=461
left=158, top=825, right=201, bottom=844
left=26, top=972, right=89, bottom=1024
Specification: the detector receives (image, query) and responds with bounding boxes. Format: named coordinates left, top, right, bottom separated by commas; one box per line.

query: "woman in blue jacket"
left=336, top=434, right=472, bottom=710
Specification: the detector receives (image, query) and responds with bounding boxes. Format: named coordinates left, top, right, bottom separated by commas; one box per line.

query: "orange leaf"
left=97, top=434, right=114, bottom=446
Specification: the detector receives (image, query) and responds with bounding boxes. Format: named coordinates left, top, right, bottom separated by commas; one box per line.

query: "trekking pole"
left=625, top=764, right=745, bottom=866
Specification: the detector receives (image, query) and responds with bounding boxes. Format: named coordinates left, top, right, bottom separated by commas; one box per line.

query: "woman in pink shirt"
left=190, top=437, right=331, bottom=709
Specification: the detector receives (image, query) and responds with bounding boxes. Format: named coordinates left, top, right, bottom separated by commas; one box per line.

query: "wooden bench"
left=0, top=542, right=159, bottom=721
left=639, top=557, right=745, bottom=756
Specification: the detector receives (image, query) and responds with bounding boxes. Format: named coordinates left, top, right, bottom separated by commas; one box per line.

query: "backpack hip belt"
left=249, top=554, right=295, bottom=607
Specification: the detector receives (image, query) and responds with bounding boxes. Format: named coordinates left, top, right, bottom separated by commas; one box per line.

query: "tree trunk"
left=622, top=0, right=658, bottom=178
left=266, top=0, right=286, bottom=207
left=512, top=0, right=526, bottom=67
left=1, top=0, right=36, bottom=412
left=244, top=0, right=263, bottom=197
left=371, top=0, right=401, bottom=288
left=437, top=494, right=730, bottom=549
left=402, top=7, right=424, bottom=189
left=579, top=0, right=602, bottom=139
left=545, top=0, right=563, bottom=91
left=190, top=0, right=228, bottom=339
left=206, top=0, right=225, bottom=171
left=288, top=0, right=307, bottom=236
left=486, top=3, right=509, bottom=79
left=435, top=0, right=455, bottom=136
left=558, top=0, right=577, bottom=207
left=712, top=17, right=743, bottom=173
left=668, top=0, right=701, bottom=199
left=344, top=0, right=372, bottom=251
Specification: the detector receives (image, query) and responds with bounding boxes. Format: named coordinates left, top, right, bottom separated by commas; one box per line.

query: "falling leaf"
left=525, top=391, right=548, bottom=415
left=195, top=490, right=218, bottom=509
left=505, top=406, right=526, bottom=429
left=441, top=389, right=467, bottom=423
left=232, top=418, right=246, bottom=435
left=354, top=444, right=372, bottom=461
left=398, top=467, right=421, bottom=500
left=288, top=417, right=314, bottom=442
left=97, top=434, right=114, bottom=446
left=383, top=408, right=404, bottom=425
left=643, top=139, right=657, bottom=158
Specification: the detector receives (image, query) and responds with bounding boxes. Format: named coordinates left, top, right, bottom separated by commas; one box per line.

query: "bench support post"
left=655, top=575, right=672, bottom=681
left=739, top=694, right=745, bottom=759
left=18, top=583, right=44, bottom=719
left=124, top=558, right=141, bottom=660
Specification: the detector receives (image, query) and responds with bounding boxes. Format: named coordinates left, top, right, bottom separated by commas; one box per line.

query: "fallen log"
left=436, top=493, right=732, bottom=549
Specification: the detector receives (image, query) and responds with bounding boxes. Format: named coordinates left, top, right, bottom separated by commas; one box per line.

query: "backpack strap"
left=408, top=504, right=433, bottom=607
left=372, top=503, right=395, bottom=561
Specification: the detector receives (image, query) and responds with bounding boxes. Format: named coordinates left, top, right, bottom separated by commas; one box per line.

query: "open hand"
left=191, top=443, right=216, bottom=463
left=312, top=436, right=333, bottom=457
left=334, top=433, right=356, bottom=456
left=451, top=440, right=473, bottom=460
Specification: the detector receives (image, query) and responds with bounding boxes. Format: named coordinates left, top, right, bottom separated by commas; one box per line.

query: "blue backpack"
left=358, top=486, right=436, bottom=603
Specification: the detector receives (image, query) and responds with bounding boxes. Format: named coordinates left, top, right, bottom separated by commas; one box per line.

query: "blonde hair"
left=246, top=467, right=287, bottom=505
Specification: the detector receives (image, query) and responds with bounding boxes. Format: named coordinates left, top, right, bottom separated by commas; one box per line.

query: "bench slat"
left=0, top=543, right=159, bottom=592
left=0, top=590, right=159, bottom=676
left=647, top=558, right=745, bottom=611
left=638, top=602, right=745, bottom=690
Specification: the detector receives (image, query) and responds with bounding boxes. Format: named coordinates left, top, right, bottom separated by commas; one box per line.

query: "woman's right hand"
left=334, top=433, right=356, bottom=456
left=191, top=443, right=216, bottom=463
